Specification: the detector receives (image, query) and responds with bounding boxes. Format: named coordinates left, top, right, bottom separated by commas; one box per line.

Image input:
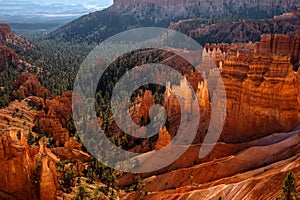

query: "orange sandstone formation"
left=155, top=127, right=172, bottom=150
left=12, top=72, right=51, bottom=98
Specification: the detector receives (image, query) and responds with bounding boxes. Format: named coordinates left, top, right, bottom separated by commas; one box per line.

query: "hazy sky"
left=0, top=0, right=114, bottom=16
left=4, top=0, right=113, bottom=7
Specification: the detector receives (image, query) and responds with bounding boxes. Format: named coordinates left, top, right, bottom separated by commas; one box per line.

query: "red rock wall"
left=200, top=34, right=300, bottom=143
left=0, top=133, right=36, bottom=199
left=39, top=156, right=57, bottom=200
left=37, top=91, right=73, bottom=147
left=255, top=34, right=300, bottom=63
left=155, top=127, right=172, bottom=150
left=219, top=50, right=300, bottom=143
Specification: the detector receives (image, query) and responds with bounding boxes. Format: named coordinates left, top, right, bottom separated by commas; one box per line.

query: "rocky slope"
left=122, top=125, right=300, bottom=199
left=0, top=23, right=34, bottom=53
left=11, top=73, right=74, bottom=148
left=124, top=153, right=300, bottom=199
left=0, top=73, right=89, bottom=199
left=12, top=72, right=51, bottom=98
left=113, top=0, right=299, bottom=18
left=0, top=24, right=22, bottom=72
left=170, top=8, right=300, bottom=45
left=0, top=24, right=38, bottom=96
left=0, top=97, right=59, bottom=200
left=50, top=0, right=299, bottom=44
left=0, top=24, right=32, bottom=48
left=0, top=45, right=19, bottom=72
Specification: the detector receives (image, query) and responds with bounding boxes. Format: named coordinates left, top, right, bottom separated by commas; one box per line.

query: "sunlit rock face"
left=220, top=50, right=299, bottom=143
left=0, top=132, right=35, bottom=199
left=255, top=34, right=300, bottom=66
left=203, top=35, right=300, bottom=143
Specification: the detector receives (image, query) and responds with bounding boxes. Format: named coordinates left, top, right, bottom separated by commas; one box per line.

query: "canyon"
left=115, top=34, right=300, bottom=197
left=0, top=18, right=300, bottom=200
left=94, top=30, right=300, bottom=200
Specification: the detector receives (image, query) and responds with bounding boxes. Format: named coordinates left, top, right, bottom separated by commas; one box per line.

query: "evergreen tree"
left=282, top=171, right=298, bottom=200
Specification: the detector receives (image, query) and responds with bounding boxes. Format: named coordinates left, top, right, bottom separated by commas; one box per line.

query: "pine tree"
left=282, top=171, right=298, bottom=200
